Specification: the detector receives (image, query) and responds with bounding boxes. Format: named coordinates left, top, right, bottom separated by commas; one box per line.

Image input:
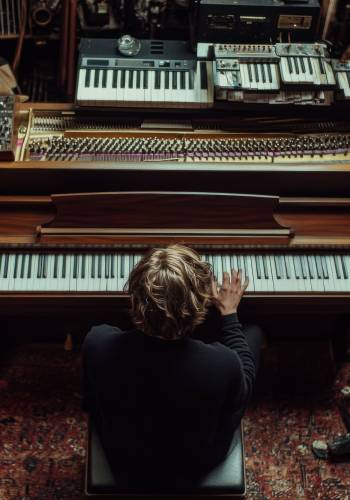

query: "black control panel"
left=191, top=0, right=320, bottom=44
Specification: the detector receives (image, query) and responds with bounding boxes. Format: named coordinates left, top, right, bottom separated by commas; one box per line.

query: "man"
left=83, top=245, right=262, bottom=482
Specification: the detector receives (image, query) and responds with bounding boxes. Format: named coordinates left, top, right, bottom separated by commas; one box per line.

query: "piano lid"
left=37, top=191, right=292, bottom=246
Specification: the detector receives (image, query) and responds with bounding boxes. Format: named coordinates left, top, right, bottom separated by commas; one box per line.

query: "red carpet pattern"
left=1, top=344, right=350, bottom=499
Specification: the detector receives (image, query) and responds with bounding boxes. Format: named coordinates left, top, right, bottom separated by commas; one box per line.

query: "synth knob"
left=117, top=34, right=141, bottom=57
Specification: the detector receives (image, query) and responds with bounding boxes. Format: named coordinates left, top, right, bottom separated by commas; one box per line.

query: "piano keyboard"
left=1, top=252, right=350, bottom=293
left=77, top=61, right=213, bottom=108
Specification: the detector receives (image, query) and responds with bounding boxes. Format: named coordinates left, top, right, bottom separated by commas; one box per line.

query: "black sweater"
left=83, top=313, right=255, bottom=478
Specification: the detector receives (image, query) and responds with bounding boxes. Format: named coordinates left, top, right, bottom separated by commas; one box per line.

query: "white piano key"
left=76, top=69, right=87, bottom=102
left=323, top=60, right=335, bottom=86
left=280, top=57, right=292, bottom=84
left=310, top=58, right=321, bottom=86
left=116, top=70, right=124, bottom=102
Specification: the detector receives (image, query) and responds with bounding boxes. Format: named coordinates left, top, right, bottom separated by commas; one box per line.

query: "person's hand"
left=211, top=269, right=249, bottom=316
left=340, top=46, right=350, bottom=62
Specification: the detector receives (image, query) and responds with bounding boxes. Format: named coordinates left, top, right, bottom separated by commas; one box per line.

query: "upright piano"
left=1, top=191, right=350, bottom=343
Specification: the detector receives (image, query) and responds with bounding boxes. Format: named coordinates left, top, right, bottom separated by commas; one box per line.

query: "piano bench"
left=85, top=418, right=246, bottom=499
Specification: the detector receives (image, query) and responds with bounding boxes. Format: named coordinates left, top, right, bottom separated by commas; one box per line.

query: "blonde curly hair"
left=128, top=245, right=213, bottom=340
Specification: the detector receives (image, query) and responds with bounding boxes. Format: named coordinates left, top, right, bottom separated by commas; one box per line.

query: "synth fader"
left=0, top=96, right=15, bottom=161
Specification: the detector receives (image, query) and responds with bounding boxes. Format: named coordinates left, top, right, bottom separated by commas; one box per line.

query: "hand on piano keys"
left=211, top=269, right=249, bottom=315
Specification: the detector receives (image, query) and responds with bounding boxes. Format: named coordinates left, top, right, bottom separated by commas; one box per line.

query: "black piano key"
left=307, top=57, right=313, bottom=74
left=121, top=70, right=126, bottom=88
left=333, top=255, right=342, bottom=279
left=4, top=254, right=9, bottom=278
left=341, top=255, right=348, bottom=279
left=320, top=256, right=329, bottom=279
left=128, top=70, right=134, bottom=88
left=143, top=70, right=148, bottom=89
left=102, top=69, right=107, bottom=88
left=111, top=254, right=115, bottom=278
left=43, top=255, right=48, bottom=279
left=294, top=57, right=300, bottom=75
left=136, top=70, right=141, bottom=89
left=254, top=64, right=259, bottom=82
left=62, top=254, right=66, bottom=279
left=293, top=255, right=301, bottom=279
left=20, top=254, right=26, bottom=279
left=155, top=71, right=161, bottom=89
left=307, top=256, right=315, bottom=279
left=73, top=255, right=78, bottom=279
left=165, top=71, right=169, bottom=89
left=262, top=255, right=269, bottom=279
left=105, top=254, right=110, bottom=279
left=247, top=64, right=252, bottom=82
left=85, top=68, right=91, bottom=87
left=14, top=254, right=19, bottom=278
left=120, top=255, right=125, bottom=278
left=91, top=255, right=95, bottom=279
left=112, top=70, right=118, bottom=88
left=54, top=254, right=58, bottom=279
left=27, top=254, right=32, bottom=279
left=172, top=71, right=177, bottom=89
left=299, top=256, right=307, bottom=279
left=200, top=62, right=208, bottom=89
left=37, top=255, right=42, bottom=278
left=287, top=57, right=293, bottom=74
left=189, top=70, right=194, bottom=90
left=98, top=254, right=102, bottom=279
left=94, top=69, right=100, bottom=88
left=274, top=255, right=282, bottom=279
left=283, top=256, right=291, bottom=279
left=261, top=64, right=266, bottom=83
left=267, top=64, right=272, bottom=83
left=180, top=71, right=186, bottom=89
left=315, top=255, right=323, bottom=278
left=300, top=57, right=306, bottom=73
left=318, top=58, right=326, bottom=75
left=81, top=254, right=86, bottom=279
left=255, top=256, right=262, bottom=279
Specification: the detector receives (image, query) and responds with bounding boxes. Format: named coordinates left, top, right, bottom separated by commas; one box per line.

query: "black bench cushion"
left=86, top=418, right=245, bottom=496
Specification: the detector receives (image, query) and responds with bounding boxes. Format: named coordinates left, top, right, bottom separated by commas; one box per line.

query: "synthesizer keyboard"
left=0, top=252, right=349, bottom=293
left=76, top=38, right=214, bottom=108
left=213, top=43, right=337, bottom=104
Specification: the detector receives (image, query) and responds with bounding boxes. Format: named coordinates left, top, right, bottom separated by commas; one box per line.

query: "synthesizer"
left=76, top=38, right=214, bottom=108
left=213, top=43, right=338, bottom=105
left=0, top=96, right=15, bottom=161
